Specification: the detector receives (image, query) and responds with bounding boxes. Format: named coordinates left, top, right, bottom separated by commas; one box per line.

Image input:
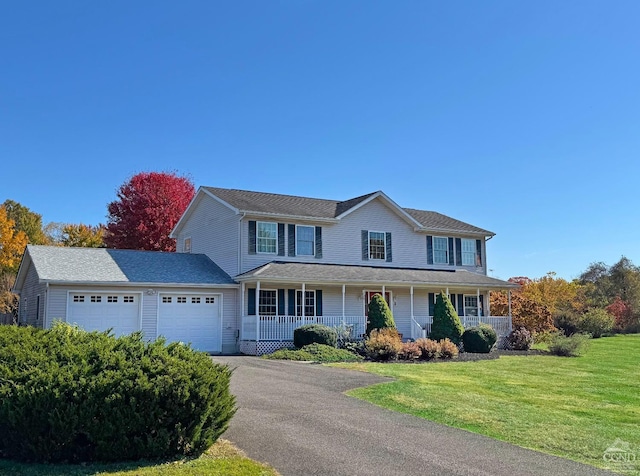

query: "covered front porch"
left=236, top=262, right=517, bottom=356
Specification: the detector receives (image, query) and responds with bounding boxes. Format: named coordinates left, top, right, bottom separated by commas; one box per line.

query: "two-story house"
left=12, top=186, right=517, bottom=355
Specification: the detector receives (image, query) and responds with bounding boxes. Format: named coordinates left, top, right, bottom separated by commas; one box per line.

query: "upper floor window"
left=183, top=237, right=192, bottom=253
left=461, top=238, right=476, bottom=266
left=369, top=231, right=386, bottom=260
left=433, top=237, right=449, bottom=264
left=257, top=222, right=277, bottom=254
left=296, top=225, right=315, bottom=256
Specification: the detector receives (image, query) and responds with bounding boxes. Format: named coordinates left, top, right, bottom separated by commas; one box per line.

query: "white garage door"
left=158, top=294, right=222, bottom=353
left=68, top=293, right=140, bottom=337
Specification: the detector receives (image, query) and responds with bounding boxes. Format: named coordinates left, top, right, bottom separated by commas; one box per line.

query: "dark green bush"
left=554, top=310, right=582, bottom=336
left=462, top=324, right=497, bottom=353
left=0, top=323, right=236, bottom=463
left=262, top=347, right=315, bottom=361
left=366, top=294, right=396, bottom=335
left=262, top=344, right=362, bottom=362
left=507, top=326, right=533, bottom=350
left=293, top=324, right=337, bottom=348
left=548, top=333, right=590, bottom=357
left=429, top=292, right=464, bottom=345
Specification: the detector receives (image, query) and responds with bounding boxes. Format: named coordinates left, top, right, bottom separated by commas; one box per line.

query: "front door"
left=364, top=291, right=392, bottom=316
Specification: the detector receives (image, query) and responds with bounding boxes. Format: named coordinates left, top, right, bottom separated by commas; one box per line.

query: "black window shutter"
left=457, top=294, right=465, bottom=316
left=288, top=224, right=296, bottom=256
left=450, top=294, right=457, bottom=313
left=448, top=237, right=454, bottom=266
left=278, top=289, right=285, bottom=315
left=315, top=290, right=323, bottom=316
left=361, top=230, right=369, bottom=261
left=479, top=294, right=484, bottom=316
left=385, top=232, right=392, bottom=262
left=455, top=238, right=462, bottom=266
left=278, top=223, right=285, bottom=256
left=248, top=221, right=257, bottom=255
left=428, top=293, right=435, bottom=316
left=315, top=226, right=323, bottom=258
left=427, top=236, right=433, bottom=264
left=476, top=239, right=483, bottom=267
left=288, top=289, right=296, bottom=315
left=247, top=288, right=256, bottom=315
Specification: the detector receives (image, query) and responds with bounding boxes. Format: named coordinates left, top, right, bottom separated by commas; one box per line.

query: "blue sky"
left=2, top=1, right=639, bottom=281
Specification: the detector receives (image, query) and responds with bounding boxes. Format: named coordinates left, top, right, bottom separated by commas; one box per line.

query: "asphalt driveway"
left=214, top=356, right=614, bottom=476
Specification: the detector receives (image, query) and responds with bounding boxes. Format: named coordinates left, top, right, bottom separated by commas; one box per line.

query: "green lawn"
left=334, top=334, right=640, bottom=472
left=0, top=440, right=278, bottom=476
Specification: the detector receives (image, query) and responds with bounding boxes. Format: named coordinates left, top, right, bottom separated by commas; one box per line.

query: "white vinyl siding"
left=296, top=225, right=315, bottom=256
left=461, top=239, right=476, bottom=266
left=175, top=193, right=240, bottom=277
left=241, top=197, right=487, bottom=275
left=433, top=237, right=448, bottom=264
left=257, top=222, right=277, bottom=254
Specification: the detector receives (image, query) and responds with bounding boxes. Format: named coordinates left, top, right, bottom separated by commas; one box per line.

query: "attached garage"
left=158, top=293, right=222, bottom=353
left=68, top=292, right=140, bottom=337
left=13, top=246, right=239, bottom=353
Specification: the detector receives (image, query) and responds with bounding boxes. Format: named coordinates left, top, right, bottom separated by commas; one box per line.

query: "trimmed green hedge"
left=462, top=324, right=497, bottom=353
left=0, top=323, right=236, bottom=463
left=293, top=324, right=337, bottom=348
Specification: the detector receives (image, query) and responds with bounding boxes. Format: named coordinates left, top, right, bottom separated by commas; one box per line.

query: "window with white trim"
left=123, top=296, right=135, bottom=303
left=257, top=222, right=277, bottom=254
left=162, top=296, right=172, bottom=303
left=191, top=297, right=201, bottom=304
left=205, top=297, right=215, bottom=304
left=90, top=295, right=102, bottom=303
left=296, top=290, right=315, bottom=317
left=107, top=296, right=118, bottom=303
left=258, top=290, right=277, bottom=315
left=296, top=225, right=315, bottom=256
left=369, top=231, right=386, bottom=260
left=461, top=239, right=476, bottom=266
left=184, top=237, right=192, bottom=253
left=433, top=237, right=448, bottom=264
left=464, top=295, right=479, bottom=316
left=177, top=297, right=186, bottom=303
left=73, top=295, right=85, bottom=303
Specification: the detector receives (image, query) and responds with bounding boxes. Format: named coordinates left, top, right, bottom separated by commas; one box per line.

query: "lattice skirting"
left=239, top=340, right=295, bottom=356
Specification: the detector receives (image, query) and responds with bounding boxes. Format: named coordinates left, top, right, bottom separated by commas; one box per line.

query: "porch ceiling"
left=235, top=261, right=518, bottom=289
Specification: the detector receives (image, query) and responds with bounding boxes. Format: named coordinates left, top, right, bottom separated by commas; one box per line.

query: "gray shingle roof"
left=25, top=245, right=236, bottom=285
left=236, top=261, right=517, bottom=289
left=204, top=187, right=492, bottom=235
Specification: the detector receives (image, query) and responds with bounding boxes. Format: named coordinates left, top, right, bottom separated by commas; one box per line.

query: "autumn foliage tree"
left=490, top=290, right=554, bottom=334
left=0, top=206, right=28, bottom=273
left=105, top=172, right=195, bottom=251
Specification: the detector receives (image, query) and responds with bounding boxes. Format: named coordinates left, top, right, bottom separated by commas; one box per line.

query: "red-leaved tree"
left=605, top=297, right=636, bottom=332
left=105, top=172, right=195, bottom=251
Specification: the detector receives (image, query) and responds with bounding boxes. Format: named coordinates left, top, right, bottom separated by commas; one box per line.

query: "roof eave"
left=335, top=191, right=424, bottom=228
left=43, top=280, right=239, bottom=288
left=415, top=226, right=495, bottom=237
left=240, top=211, right=339, bottom=223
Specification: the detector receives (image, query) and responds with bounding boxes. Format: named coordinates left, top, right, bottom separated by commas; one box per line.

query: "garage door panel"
left=158, top=294, right=221, bottom=353
left=68, top=293, right=139, bottom=337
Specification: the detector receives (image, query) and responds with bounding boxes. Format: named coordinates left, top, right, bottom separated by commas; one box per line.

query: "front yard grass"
left=334, top=334, right=640, bottom=471
left=0, top=439, right=278, bottom=476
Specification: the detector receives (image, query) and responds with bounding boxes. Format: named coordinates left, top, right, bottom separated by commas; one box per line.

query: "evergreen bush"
left=293, top=324, right=337, bottom=348
left=462, top=324, right=497, bottom=353
left=429, top=292, right=464, bottom=345
left=366, top=294, right=396, bottom=335
left=0, top=323, right=236, bottom=463
left=577, top=308, right=615, bottom=338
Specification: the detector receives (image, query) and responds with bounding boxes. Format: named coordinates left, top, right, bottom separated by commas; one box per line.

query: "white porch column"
left=445, top=287, right=449, bottom=298
left=255, top=281, right=260, bottom=341
left=302, top=282, right=306, bottom=322
left=240, top=282, right=245, bottom=340
left=342, top=284, right=346, bottom=319
left=486, top=291, right=491, bottom=317
left=508, top=290, right=513, bottom=332
left=410, top=286, right=414, bottom=321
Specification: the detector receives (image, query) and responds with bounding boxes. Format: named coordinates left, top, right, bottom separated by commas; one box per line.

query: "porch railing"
left=243, top=314, right=512, bottom=342
left=411, top=316, right=512, bottom=340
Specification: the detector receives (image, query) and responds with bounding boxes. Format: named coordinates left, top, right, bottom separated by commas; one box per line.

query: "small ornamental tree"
left=429, top=292, right=464, bottom=345
left=366, top=294, right=396, bottom=335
